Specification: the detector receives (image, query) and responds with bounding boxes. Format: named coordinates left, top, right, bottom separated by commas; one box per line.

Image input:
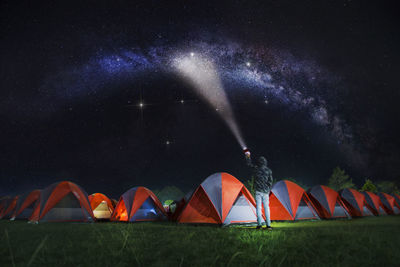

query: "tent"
left=393, top=194, right=400, bottom=208
left=29, top=181, right=95, bottom=223
left=171, top=189, right=194, bottom=221
left=177, top=172, right=259, bottom=225
left=308, top=185, right=350, bottom=219
left=270, top=180, right=319, bottom=221
left=0, top=196, right=11, bottom=218
left=89, top=193, right=114, bottom=219
left=340, top=188, right=374, bottom=217
left=111, top=199, right=118, bottom=207
left=378, top=192, right=400, bottom=215
left=362, top=191, right=387, bottom=216
left=11, top=190, right=41, bottom=220
left=0, top=196, right=18, bottom=219
left=111, top=187, right=166, bottom=222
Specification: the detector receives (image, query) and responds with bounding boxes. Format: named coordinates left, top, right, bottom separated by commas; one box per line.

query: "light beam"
left=173, top=53, right=247, bottom=150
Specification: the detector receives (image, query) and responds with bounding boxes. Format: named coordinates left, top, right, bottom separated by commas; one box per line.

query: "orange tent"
left=0, top=196, right=11, bottom=218
left=88, top=193, right=114, bottom=219
left=270, top=180, right=319, bottom=220
left=177, top=172, right=259, bottom=225
left=0, top=196, right=18, bottom=219
left=111, top=187, right=166, bottom=222
left=11, top=190, right=41, bottom=220
left=362, top=191, right=387, bottom=216
left=308, top=185, right=350, bottom=219
left=378, top=192, right=400, bottom=215
left=29, top=181, right=95, bottom=223
left=340, top=188, right=374, bottom=217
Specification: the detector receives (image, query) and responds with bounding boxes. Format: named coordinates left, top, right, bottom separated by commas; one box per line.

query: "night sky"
left=1, top=0, right=399, bottom=198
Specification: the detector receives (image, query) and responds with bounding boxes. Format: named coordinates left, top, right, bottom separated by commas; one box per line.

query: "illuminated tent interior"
left=89, top=193, right=114, bottom=219
left=111, top=186, right=166, bottom=222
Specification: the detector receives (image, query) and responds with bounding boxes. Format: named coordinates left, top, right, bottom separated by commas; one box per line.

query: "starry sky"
left=1, top=0, right=399, bottom=198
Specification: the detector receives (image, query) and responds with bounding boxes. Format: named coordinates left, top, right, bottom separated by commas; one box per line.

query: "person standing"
left=245, top=152, right=273, bottom=230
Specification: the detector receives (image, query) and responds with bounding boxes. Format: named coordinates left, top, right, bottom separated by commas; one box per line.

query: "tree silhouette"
left=327, top=167, right=355, bottom=191
left=361, top=179, right=377, bottom=193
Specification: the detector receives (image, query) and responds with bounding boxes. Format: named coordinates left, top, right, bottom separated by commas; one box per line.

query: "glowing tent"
left=270, top=180, right=319, bottom=221
left=88, top=193, right=114, bottom=219
left=308, top=185, right=350, bottom=219
left=378, top=192, right=400, bottom=215
left=29, top=181, right=95, bottom=223
left=0, top=196, right=18, bottom=219
left=177, top=172, right=259, bottom=225
left=111, top=187, right=166, bottom=222
left=11, top=190, right=41, bottom=220
left=362, top=191, right=387, bottom=216
left=340, top=188, right=374, bottom=217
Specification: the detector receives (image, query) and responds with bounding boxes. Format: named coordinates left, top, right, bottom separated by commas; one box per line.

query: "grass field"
left=1, top=216, right=399, bottom=266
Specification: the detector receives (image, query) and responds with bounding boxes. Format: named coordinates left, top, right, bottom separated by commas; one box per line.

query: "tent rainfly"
left=340, top=188, right=374, bottom=217
left=269, top=180, right=319, bottom=221
left=29, top=181, right=95, bottom=223
left=378, top=192, right=400, bottom=215
left=308, top=185, right=350, bottom=219
left=11, top=190, right=41, bottom=220
left=362, top=191, right=387, bottom=216
left=177, top=172, right=259, bottom=225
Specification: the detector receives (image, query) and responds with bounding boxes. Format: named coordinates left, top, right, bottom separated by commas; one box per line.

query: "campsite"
left=1, top=172, right=400, bottom=266
left=2, top=1, right=400, bottom=266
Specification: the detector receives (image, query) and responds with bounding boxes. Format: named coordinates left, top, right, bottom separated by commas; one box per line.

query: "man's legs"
left=262, top=192, right=271, bottom=227
left=255, top=191, right=264, bottom=226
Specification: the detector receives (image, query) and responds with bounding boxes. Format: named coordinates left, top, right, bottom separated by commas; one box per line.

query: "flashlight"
left=243, top=147, right=251, bottom=157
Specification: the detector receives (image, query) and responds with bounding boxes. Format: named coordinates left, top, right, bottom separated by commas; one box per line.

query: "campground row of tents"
left=1, top=172, right=399, bottom=225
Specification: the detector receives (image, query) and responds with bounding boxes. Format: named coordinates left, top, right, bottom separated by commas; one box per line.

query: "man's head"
left=258, top=156, right=267, bottom=166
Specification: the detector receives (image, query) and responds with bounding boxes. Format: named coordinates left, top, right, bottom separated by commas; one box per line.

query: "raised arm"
left=245, top=155, right=256, bottom=168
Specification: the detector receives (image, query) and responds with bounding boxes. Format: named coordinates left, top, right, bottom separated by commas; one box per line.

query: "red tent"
left=89, top=193, right=114, bottom=219
left=362, top=191, right=387, bottom=216
left=177, top=172, right=259, bottom=225
left=29, top=181, right=95, bottom=223
left=270, top=180, right=319, bottom=221
left=378, top=192, right=400, bottom=215
left=340, top=188, right=374, bottom=217
left=111, top=187, right=166, bottom=222
left=308, top=185, right=350, bottom=219
left=11, top=190, right=41, bottom=220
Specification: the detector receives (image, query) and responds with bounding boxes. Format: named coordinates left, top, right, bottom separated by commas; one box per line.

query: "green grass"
left=1, top=217, right=400, bottom=266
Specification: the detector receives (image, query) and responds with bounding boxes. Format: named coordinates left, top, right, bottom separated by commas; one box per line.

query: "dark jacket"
left=246, top=156, right=273, bottom=193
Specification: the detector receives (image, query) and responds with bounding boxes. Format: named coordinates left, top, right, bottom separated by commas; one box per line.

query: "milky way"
left=34, top=39, right=354, bottom=152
